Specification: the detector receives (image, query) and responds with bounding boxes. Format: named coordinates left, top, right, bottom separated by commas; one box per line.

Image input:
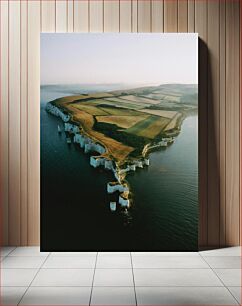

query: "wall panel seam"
left=119, top=0, right=120, bottom=32
left=20, top=0, right=22, bottom=245
left=187, top=0, right=188, bottom=33
left=239, top=0, right=241, bottom=245
left=218, top=0, right=221, bottom=247
left=27, top=0, right=29, bottom=246
left=7, top=0, right=10, bottom=245
left=149, top=0, right=152, bottom=32
left=225, top=0, right=227, bottom=244
left=207, top=0, right=209, bottom=246
left=55, top=0, right=57, bottom=32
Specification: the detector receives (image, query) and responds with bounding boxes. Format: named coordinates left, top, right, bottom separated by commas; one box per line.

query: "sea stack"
left=107, top=182, right=129, bottom=194
left=119, top=193, right=130, bottom=207
left=110, top=202, right=117, bottom=211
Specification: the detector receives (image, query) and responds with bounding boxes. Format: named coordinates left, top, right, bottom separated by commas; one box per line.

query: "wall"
left=0, top=0, right=240, bottom=247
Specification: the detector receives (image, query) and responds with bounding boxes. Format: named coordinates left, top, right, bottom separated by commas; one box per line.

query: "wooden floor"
left=0, top=0, right=240, bottom=247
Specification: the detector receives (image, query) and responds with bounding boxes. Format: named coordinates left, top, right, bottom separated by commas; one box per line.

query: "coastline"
left=45, top=100, right=184, bottom=212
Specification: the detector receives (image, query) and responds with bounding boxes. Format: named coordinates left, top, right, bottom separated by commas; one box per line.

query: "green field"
left=126, top=116, right=158, bottom=134
left=105, top=97, right=151, bottom=109
left=98, top=105, right=142, bottom=116
left=120, top=95, right=161, bottom=105
left=102, top=99, right=143, bottom=110
left=126, top=115, right=170, bottom=139
left=74, top=104, right=109, bottom=116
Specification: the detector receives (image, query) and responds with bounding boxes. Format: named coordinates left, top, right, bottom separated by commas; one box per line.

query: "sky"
left=41, top=33, right=198, bottom=86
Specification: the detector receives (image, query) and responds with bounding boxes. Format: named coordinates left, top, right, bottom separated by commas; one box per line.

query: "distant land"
left=46, top=84, right=198, bottom=209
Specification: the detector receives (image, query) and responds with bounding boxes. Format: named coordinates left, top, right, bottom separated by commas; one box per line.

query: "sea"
left=41, top=84, right=198, bottom=251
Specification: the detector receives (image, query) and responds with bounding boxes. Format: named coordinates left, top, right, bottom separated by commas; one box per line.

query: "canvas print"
left=41, top=33, right=198, bottom=251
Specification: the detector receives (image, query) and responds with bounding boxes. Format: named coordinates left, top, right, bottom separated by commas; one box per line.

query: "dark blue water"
left=41, top=85, right=198, bottom=251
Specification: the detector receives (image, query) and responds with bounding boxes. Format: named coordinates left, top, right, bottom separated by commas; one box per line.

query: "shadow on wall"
left=198, top=38, right=221, bottom=250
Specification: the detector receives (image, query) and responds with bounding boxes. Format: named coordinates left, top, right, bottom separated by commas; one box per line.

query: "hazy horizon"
left=41, top=82, right=198, bottom=86
left=41, top=33, right=198, bottom=85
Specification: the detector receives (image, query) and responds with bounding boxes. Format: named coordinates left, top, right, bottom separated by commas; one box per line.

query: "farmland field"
left=143, top=93, right=166, bottom=100
left=103, top=99, right=142, bottom=110
left=137, top=117, right=171, bottom=138
left=66, top=105, right=134, bottom=161
left=105, top=97, right=150, bottom=109
left=138, top=109, right=177, bottom=118
left=120, top=95, right=161, bottom=105
left=164, top=113, right=182, bottom=131
left=126, top=115, right=170, bottom=139
left=81, top=99, right=113, bottom=106
left=87, top=98, right=141, bottom=110
left=52, top=84, right=198, bottom=163
left=99, top=106, right=141, bottom=116
left=96, top=115, right=148, bottom=129
left=74, top=104, right=109, bottom=116
left=126, top=116, right=159, bottom=135
left=88, top=92, right=114, bottom=98
left=52, top=95, right=88, bottom=106
left=154, top=91, right=181, bottom=97
left=163, top=95, right=181, bottom=102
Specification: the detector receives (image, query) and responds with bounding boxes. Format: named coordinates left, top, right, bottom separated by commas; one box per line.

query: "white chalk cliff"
left=46, top=101, right=154, bottom=211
